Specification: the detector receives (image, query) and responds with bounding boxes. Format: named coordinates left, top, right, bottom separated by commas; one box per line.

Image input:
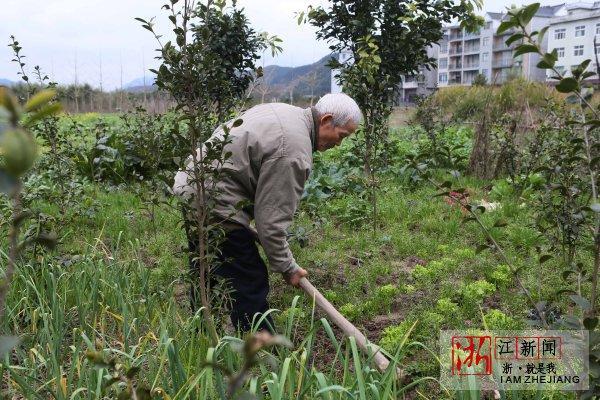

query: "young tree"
left=303, top=0, right=482, bottom=231
left=137, top=0, right=279, bottom=345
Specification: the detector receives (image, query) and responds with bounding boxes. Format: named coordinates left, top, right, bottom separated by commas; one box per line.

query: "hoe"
left=299, top=277, right=402, bottom=377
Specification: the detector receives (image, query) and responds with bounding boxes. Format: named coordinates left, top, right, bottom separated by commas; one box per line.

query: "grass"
left=0, top=116, right=585, bottom=399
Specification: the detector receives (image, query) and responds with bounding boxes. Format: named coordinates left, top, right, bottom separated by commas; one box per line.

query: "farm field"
left=0, top=109, right=590, bottom=399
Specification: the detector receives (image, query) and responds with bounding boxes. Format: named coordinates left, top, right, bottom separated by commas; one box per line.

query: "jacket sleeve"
left=254, top=155, right=308, bottom=274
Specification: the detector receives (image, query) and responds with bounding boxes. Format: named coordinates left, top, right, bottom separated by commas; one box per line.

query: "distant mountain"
left=120, top=54, right=335, bottom=98
left=123, top=76, right=156, bottom=92
left=0, top=78, right=14, bottom=87
left=258, top=54, right=335, bottom=101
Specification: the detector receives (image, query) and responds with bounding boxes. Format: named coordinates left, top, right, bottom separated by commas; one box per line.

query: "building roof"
left=565, top=1, right=598, bottom=10
left=536, top=3, right=566, bottom=17
left=487, top=12, right=504, bottom=20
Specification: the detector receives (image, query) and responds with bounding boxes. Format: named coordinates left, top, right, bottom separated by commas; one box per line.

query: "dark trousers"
left=189, top=228, right=275, bottom=333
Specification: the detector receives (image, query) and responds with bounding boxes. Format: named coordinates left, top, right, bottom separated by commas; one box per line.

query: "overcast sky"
left=1, top=0, right=566, bottom=90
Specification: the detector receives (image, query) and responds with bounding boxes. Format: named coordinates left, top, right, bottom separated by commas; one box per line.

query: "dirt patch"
left=483, top=291, right=502, bottom=310
left=138, top=249, right=158, bottom=268
left=362, top=312, right=405, bottom=342
left=376, top=256, right=427, bottom=285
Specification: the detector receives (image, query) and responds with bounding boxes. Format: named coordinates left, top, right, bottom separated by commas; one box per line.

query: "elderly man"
left=174, top=93, right=362, bottom=332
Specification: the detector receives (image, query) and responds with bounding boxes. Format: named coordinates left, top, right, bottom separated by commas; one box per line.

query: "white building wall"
left=330, top=52, right=352, bottom=93
left=547, top=10, right=600, bottom=79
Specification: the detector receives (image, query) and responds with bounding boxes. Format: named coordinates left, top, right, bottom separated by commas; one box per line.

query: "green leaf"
left=555, top=77, right=579, bottom=93
left=23, top=102, right=62, bottom=127
left=570, top=294, right=591, bottom=311
left=514, top=44, right=540, bottom=57
left=520, top=3, right=540, bottom=25
left=24, top=89, right=56, bottom=112
left=582, top=71, right=596, bottom=79
left=505, top=33, right=525, bottom=46
left=537, top=26, right=549, bottom=42
left=232, top=119, right=243, bottom=128
left=537, top=52, right=557, bottom=69
left=580, top=59, right=591, bottom=71
left=0, top=335, right=20, bottom=357
left=497, top=20, right=516, bottom=34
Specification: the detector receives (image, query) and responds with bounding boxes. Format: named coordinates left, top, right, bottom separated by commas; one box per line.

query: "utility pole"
left=74, top=50, right=79, bottom=113
left=99, top=52, right=103, bottom=112
left=142, top=50, right=147, bottom=108
left=120, top=51, right=124, bottom=111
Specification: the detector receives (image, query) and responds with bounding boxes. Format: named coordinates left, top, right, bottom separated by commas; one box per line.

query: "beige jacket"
left=173, top=103, right=318, bottom=274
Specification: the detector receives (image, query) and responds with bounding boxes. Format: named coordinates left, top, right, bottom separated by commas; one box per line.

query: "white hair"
left=315, top=93, right=363, bottom=127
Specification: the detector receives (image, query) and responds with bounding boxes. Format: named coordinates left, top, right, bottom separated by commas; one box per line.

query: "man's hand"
left=283, top=267, right=308, bottom=287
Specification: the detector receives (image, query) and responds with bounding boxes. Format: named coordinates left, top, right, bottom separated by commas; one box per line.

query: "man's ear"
left=319, top=113, right=334, bottom=126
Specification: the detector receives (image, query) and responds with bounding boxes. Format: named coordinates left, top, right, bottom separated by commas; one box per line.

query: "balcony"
left=493, top=42, right=514, bottom=52
left=448, top=63, right=463, bottom=71
left=463, top=46, right=480, bottom=54
left=464, top=32, right=481, bottom=40
left=448, top=79, right=462, bottom=85
left=492, top=59, right=514, bottom=68
left=463, top=62, right=480, bottom=69
left=449, top=33, right=463, bottom=41
left=449, top=47, right=463, bottom=55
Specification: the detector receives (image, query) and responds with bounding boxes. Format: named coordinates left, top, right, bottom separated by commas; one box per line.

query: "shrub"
left=483, top=309, right=522, bottom=330
left=339, top=303, right=361, bottom=321
left=379, top=319, right=417, bottom=353
left=460, top=280, right=496, bottom=305
left=488, top=264, right=512, bottom=288
left=436, top=297, right=460, bottom=316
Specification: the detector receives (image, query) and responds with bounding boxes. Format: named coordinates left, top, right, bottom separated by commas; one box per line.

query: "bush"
left=379, top=319, right=417, bottom=353
left=460, top=280, right=496, bottom=305
left=487, top=264, right=512, bottom=288
left=483, top=309, right=522, bottom=330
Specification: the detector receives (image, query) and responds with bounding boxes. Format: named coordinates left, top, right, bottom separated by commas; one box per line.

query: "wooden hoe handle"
left=298, top=277, right=393, bottom=374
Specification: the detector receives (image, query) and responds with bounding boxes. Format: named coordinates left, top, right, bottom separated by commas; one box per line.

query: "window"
left=574, top=45, right=584, bottom=56
left=597, top=23, right=600, bottom=34
left=555, top=28, right=566, bottom=39
left=439, top=58, right=448, bottom=68
left=575, top=25, right=586, bottom=37
left=482, top=52, right=489, bottom=62
left=555, top=65, right=566, bottom=74
left=486, top=21, right=492, bottom=29
left=556, top=47, right=565, bottom=57
left=439, top=73, right=448, bottom=83
left=440, top=43, right=448, bottom=53
left=483, top=37, right=490, bottom=46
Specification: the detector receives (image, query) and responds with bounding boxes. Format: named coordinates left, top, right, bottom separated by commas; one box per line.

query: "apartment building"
left=398, top=46, right=439, bottom=102
left=330, top=48, right=438, bottom=102
left=546, top=2, right=600, bottom=80
left=437, top=4, right=565, bottom=87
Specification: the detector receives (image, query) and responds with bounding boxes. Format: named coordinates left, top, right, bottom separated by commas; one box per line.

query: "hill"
left=123, top=76, right=157, bottom=93
left=0, top=78, right=15, bottom=87
left=257, top=54, right=335, bottom=101
left=120, top=54, right=335, bottom=97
